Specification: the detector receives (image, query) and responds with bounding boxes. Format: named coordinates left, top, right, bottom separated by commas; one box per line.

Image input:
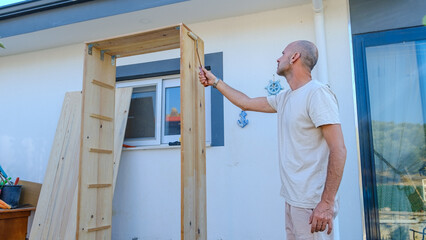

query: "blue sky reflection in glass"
left=0, top=0, right=28, bottom=8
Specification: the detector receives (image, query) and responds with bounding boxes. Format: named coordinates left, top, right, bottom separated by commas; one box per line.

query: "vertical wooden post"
left=77, top=45, right=116, bottom=240
left=180, top=24, right=207, bottom=240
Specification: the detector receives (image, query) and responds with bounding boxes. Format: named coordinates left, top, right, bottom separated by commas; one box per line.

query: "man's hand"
left=309, top=200, right=334, bottom=234
left=199, top=67, right=216, bottom=87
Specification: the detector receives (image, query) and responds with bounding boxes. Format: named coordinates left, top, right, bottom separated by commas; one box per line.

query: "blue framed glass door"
left=354, top=26, right=426, bottom=240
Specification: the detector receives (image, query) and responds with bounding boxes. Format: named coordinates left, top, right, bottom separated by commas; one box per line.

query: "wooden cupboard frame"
left=77, top=23, right=206, bottom=240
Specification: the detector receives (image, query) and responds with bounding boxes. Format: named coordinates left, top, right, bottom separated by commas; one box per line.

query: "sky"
left=0, top=0, right=27, bottom=8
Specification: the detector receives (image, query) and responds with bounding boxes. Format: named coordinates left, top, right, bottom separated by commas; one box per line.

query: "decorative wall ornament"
left=237, top=110, right=249, bottom=128
left=265, top=74, right=283, bottom=95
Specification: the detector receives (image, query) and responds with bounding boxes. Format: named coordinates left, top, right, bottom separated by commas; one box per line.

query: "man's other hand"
left=309, top=200, right=334, bottom=234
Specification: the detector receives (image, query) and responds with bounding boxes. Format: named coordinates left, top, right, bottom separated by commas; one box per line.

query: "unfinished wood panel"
left=113, top=87, right=132, bottom=192
left=180, top=24, right=207, bottom=240
left=77, top=46, right=116, bottom=240
left=29, top=92, right=82, bottom=240
left=87, top=25, right=180, bottom=58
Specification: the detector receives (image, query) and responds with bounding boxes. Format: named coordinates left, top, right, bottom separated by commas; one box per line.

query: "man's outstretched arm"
left=199, top=67, right=276, bottom=113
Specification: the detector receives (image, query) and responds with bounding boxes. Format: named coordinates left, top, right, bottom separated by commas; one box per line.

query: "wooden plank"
left=91, top=80, right=114, bottom=90
left=87, top=25, right=180, bottom=58
left=89, top=148, right=113, bottom=154
left=87, top=184, right=112, bottom=188
left=113, top=87, right=132, bottom=192
left=29, top=92, right=82, bottom=240
left=180, top=24, right=207, bottom=240
left=90, top=114, right=113, bottom=122
left=86, top=225, right=111, bottom=232
left=77, top=45, right=116, bottom=240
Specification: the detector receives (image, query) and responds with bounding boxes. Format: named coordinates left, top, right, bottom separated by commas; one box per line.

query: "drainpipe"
left=312, top=0, right=329, bottom=84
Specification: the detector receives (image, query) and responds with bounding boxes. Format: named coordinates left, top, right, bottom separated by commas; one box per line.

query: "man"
left=199, top=40, right=346, bottom=240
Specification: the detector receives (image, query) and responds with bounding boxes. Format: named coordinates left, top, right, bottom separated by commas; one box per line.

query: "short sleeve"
left=267, top=94, right=278, bottom=111
left=308, top=86, right=340, bottom=128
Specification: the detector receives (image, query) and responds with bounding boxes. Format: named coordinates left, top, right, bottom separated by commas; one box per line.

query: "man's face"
left=276, top=46, right=291, bottom=76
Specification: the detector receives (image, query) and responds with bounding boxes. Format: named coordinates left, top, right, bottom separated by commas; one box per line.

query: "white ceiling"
left=0, top=0, right=309, bottom=56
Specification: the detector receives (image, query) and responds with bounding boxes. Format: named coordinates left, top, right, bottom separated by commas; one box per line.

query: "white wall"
left=323, top=0, right=365, bottom=238
left=0, top=44, right=85, bottom=183
left=0, top=0, right=363, bottom=239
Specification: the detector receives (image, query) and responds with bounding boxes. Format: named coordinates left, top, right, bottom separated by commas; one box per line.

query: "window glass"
left=365, top=40, right=426, bottom=239
left=125, top=85, right=156, bottom=139
left=164, top=86, right=181, bottom=136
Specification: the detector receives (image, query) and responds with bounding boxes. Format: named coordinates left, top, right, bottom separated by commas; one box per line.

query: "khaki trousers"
left=285, top=202, right=335, bottom=240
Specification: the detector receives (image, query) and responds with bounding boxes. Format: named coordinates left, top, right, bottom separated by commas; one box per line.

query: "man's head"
left=276, top=40, right=318, bottom=77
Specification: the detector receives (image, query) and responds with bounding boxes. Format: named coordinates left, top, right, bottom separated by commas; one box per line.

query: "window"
left=162, top=78, right=181, bottom=144
left=116, top=52, right=223, bottom=147
left=117, top=76, right=211, bottom=147
left=353, top=26, right=426, bottom=239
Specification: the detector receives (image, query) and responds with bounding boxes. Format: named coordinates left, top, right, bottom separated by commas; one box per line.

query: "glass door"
left=354, top=26, right=426, bottom=240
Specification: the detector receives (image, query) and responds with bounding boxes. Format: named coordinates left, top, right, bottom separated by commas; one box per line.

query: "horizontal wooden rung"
left=88, top=184, right=112, bottom=188
left=91, top=79, right=114, bottom=90
left=89, top=148, right=113, bottom=154
left=87, top=225, right=111, bottom=232
left=90, top=114, right=113, bottom=121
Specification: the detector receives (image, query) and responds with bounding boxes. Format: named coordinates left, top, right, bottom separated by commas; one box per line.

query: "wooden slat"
left=77, top=45, right=115, bottom=240
left=180, top=24, right=207, bottom=240
left=90, top=114, right=113, bottom=122
left=89, top=148, right=113, bottom=154
left=91, top=79, right=114, bottom=90
left=88, top=184, right=112, bottom=188
left=113, top=87, right=133, bottom=192
left=29, top=92, right=82, bottom=240
left=86, top=225, right=111, bottom=232
left=87, top=25, right=180, bottom=58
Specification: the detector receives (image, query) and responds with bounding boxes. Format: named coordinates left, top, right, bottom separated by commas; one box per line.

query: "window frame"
left=116, top=78, right=162, bottom=146
left=161, top=78, right=181, bottom=144
left=116, top=52, right=224, bottom=147
left=117, top=75, right=212, bottom=147
left=353, top=26, right=426, bottom=240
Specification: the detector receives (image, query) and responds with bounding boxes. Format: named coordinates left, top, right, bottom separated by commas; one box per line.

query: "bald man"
left=199, top=40, right=346, bottom=240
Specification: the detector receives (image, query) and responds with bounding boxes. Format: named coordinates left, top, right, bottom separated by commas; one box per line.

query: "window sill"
left=122, top=142, right=212, bottom=151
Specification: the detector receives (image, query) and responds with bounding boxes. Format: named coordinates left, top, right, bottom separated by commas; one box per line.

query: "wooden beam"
left=89, top=148, right=113, bottom=154
left=180, top=24, right=207, bottom=240
left=86, top=225, right=111, bottom=232
left=91, top=80, right=114, bottom=90
left=90, top=114, right=113, bottom=122
left=87, top=184, right=112, bottom=188
left=86, top=25, right=180, bottom=58
left=77, top=45, right=115, bottom=240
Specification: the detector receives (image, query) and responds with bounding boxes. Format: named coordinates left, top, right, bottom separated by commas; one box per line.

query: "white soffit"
left=0, top=0, right=309, bottom=56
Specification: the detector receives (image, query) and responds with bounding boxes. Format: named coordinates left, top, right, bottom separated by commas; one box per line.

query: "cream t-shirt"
left=267, top=80, right=340, bottom=208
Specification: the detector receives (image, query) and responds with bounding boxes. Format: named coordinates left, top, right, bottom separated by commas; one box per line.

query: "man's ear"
left=290, top=52, right=301, bottom=64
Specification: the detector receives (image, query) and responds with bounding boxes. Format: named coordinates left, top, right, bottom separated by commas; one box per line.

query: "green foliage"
left=373, top=121, right=426, bottom=213
left=372, top=121, right=426, bottom=175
